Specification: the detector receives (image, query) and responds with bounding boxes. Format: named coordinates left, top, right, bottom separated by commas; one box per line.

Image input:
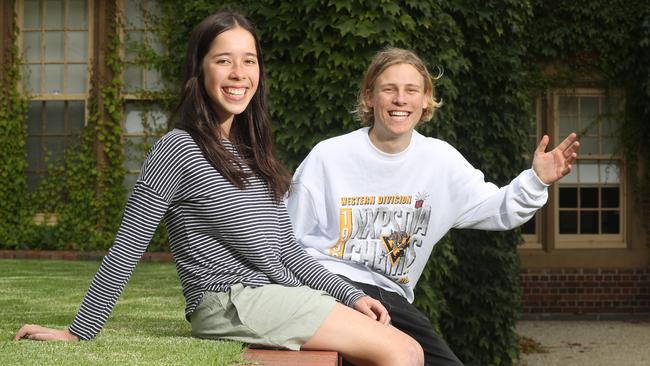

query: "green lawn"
left=0, top=259, right=244, bottom=365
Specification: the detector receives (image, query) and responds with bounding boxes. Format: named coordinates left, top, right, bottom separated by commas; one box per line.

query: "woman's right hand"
left=14, top=324, right=79, bottom=341
left=352, top=296, right=391, bottom=325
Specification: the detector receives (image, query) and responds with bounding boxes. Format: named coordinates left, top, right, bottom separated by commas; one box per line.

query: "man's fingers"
left=557, top=132, right=578, bottom=152
left=536, top=135, right=550, bottom=154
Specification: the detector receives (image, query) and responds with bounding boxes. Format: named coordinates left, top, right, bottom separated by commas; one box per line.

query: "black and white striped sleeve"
left=67, top=183, right=170, bottom=340
left=68, top=134, right=186, bottom=340
left=277, top=211, right=366, bottom=307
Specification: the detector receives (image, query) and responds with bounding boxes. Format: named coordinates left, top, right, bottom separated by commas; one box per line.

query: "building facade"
left=1, top=0, right=648, bottom=316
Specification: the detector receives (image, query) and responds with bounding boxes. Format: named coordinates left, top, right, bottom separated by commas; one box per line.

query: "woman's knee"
left=382, top=333, right=423, bottom=366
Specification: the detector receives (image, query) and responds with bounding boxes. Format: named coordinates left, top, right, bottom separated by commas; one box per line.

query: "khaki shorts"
left=190, top=284, right=337, bottom=350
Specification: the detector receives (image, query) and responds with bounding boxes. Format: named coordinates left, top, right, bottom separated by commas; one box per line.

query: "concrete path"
left=516, top=320, right=650, bottom=366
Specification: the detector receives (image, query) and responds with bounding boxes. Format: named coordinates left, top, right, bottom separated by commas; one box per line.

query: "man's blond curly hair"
left=354, top=47, right=442, bottom=125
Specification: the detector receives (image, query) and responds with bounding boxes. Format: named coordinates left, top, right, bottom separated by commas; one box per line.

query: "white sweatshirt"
left=286, top=127, right=548, bottom=302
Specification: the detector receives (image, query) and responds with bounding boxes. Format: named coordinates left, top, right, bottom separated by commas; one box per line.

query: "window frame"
left=18, top=0, right=94, bottom=192
left=551, top=88, right=626, bottom=249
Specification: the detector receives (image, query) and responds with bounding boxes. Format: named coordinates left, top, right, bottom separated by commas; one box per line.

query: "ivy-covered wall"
left=1, top=1, right=649, bottom=365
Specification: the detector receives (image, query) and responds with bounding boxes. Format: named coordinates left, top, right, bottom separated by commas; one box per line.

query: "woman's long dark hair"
left=173, top=12, right=291, bottom=200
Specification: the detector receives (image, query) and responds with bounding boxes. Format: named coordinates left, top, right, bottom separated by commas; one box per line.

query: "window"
left=521, top=89, right=625, bottom=250
left=20, top=0, right=91, bottom=191
left=121, top=0, right=166, bottom=191
left=122, top=0, right=163, bottom=93
left=554, top=91, right=624, bottom=248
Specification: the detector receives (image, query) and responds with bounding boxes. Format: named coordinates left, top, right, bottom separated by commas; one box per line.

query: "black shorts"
left=341, top=277, right=464, bottom=366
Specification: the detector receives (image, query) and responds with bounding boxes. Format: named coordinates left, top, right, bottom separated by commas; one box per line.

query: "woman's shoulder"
left=150, top=129, right=198, bottom=153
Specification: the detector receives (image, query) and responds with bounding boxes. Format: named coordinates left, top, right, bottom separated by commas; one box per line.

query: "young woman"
left=14, top=13, right=423, bottom=366
left=287, top=47, right=580, bottom=365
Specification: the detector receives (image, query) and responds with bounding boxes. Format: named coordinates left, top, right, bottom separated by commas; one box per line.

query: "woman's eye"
left=216, top=59, right=230, bottom=64
left=244, top=58, right=258, bottom=65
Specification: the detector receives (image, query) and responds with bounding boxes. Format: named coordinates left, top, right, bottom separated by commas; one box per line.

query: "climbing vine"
left=0, top=11, right=30, bottom=246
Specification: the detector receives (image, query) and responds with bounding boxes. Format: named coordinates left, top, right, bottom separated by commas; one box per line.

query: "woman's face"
left=365, top=63, right=429, bottom=147
left=202, top=26, right=260, bottom=126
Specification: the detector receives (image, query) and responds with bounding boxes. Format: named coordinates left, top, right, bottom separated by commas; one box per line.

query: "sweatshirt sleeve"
left=449, top=144, right=548, bottom=230
left=68, top=134, right=187, bottom=340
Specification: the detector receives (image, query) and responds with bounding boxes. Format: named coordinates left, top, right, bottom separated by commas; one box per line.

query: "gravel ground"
left=516, top=320, right=650, bottom=366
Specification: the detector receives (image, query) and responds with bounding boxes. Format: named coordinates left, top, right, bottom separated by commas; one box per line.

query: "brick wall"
left=520, top=268, right=650, bottom=315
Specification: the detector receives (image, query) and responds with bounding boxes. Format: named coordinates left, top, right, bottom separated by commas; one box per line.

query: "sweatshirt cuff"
left=525, top=169, right=549, bottom=193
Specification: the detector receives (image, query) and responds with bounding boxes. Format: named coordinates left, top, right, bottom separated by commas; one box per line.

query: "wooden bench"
left=241, top=349, right=342, bottom=366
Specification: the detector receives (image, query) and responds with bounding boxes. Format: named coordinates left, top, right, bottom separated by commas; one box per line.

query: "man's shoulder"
left=310, top=128, right=366, bottom=155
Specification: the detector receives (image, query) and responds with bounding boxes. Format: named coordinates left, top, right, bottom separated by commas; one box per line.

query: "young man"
left=286, top=48, right=579, bottom=366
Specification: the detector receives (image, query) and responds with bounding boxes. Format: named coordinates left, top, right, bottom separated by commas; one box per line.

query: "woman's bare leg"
left=302, top=303, right=424, bottom=366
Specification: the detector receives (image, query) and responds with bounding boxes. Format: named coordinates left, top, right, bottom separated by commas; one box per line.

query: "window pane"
left=125, top=31, right=144, bottom=61
left=580, top=96, right=599, bottom=123
left=149, top=34, right=165, bottom=54
left=559, top=115, right=578, bottom=137
left=27, top=136, right=42, bottom=170
left=67, top=64, right=87, bottom=93
left=600, top=137, right=616, bottom=155
left=125, top=0, right=144, bottom=28
left=124, top=136, right=145, bottom=170
left=27, top=101, right=43, bottom=134
left=559, top=96, right=578, bottom=115
left=23, top=32, right=42, bottom=61
left=27, top=173, right=41, bottom=192
left=67, top=0, right=88, bottom=28
left=559, top=211, right=578, bottom=234
left=68, top=101, right=85, bottom=133
left=45, top=0, right=65, bottom=29
left=601, top=211, right=620, bottom=234
left=44, top=32, right=65, bottom=61
left=44, top=101, right=65, bottom=134
left=148, top=108, right=168, bottom=130
left=600, top=162, right=619, bottom=184
left=580, top=187, right=598, bottom=208
left=24, top=64, right=41, bottom=94
left=580, top=136, right=599, bottom=155
left=24, top=0, right=42, bottom=29
left=145, top=68, right=163, bottom=90
left=67, top=31, right=87, bottom=61
left=124, top=103, right=145, bottom=133
left=44, top=64, right=64, bottom=93
left=42, top=136, right=65, bottom=162
left=578, top=160, right=599, bottom=183
left=602, top=117, right=617, bottom=136
left=580, top=211, right=599, bottom=234
left=601, top=187, right=619, bottom=208
left=559, top=187, right=578, bottom=208
left=124, top=64, right=143, bottom=92
left=562, top=166, right=578, bottom=183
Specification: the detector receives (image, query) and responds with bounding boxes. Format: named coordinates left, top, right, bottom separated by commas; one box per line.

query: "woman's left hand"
left=532, top=132, right=580, bottom=185
left=353, top=296, right=391, bottom=325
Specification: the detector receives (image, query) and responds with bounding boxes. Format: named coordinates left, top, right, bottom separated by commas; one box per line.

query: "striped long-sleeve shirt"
left=67, top=129, right=365, bottom=340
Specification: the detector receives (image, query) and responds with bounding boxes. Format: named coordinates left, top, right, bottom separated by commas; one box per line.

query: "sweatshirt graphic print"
left=331, top=192, right=431, bottom=285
